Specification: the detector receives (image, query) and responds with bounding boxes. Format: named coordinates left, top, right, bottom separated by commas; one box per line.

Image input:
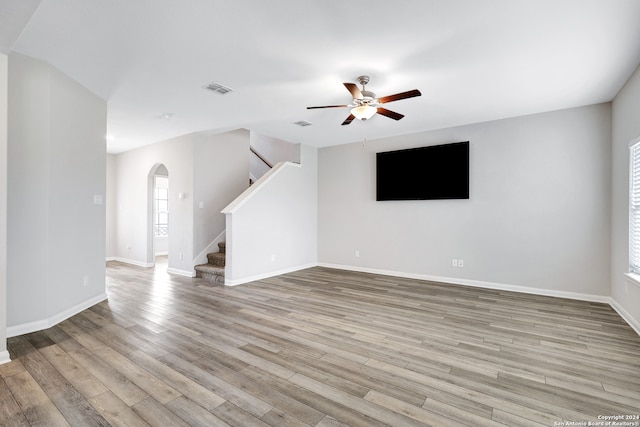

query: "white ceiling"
left=3, top=0, right=640, bottom=153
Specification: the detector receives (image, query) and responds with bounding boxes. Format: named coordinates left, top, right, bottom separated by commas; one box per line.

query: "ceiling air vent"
left=203, top=81, right=234, bottom=95
left=294, top=120, right=312, bottom=127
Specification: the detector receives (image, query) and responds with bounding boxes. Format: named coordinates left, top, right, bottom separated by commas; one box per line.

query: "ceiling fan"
left=307, top=75, right=421, bottom=125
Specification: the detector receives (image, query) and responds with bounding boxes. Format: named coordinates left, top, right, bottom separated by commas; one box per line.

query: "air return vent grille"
left=293, top=120, right=312, bottom=127
left=203, top=81, right=234, bottom=95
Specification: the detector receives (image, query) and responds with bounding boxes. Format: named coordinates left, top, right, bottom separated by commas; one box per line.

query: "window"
left=630, top=141, right=640, bottom=273
left=154, top=176, right=169, bottom=238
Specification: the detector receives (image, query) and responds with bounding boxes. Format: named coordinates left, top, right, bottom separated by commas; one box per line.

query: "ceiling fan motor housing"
left=357, top=90, right=377, bottom=105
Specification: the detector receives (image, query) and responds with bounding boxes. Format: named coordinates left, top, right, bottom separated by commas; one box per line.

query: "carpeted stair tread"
left=194, top=263, right=225, bottom=283
left=195, top=241, right=226, bottom=284
left=194, top=263, right=225, bottom=274
left=207, top=252, right=226, bottom=267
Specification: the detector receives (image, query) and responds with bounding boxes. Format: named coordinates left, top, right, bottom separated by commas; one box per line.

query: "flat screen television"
left=376, top=141, right=469, bottom=201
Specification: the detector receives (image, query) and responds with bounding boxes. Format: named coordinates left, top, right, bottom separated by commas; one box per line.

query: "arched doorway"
left=147, top=164, right=169, bottom=266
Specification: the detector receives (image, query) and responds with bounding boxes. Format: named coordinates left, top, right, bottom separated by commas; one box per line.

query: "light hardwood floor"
left=2, top=260, right=640, bottom=426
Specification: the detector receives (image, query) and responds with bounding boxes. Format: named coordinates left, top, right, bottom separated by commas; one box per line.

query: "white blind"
left=630, top=142, right=640, bottom=273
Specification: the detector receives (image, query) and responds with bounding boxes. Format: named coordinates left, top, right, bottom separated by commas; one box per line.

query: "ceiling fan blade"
left=307, top=104, right=349, bottom=109
left=377, top=107, right=404, bottom=121
left=378, top=89, right=422, bottom=104
left=341, top=114, right=356, bottom=125
left=344, top=82, right=363, bottom=99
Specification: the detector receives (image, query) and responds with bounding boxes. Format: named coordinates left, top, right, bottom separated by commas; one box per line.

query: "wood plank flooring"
left=2, top=259, right=640, bottom=426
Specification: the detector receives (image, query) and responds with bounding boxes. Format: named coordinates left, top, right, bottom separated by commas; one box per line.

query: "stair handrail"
left=223, top=161, right=296, bottom=214
left=250, top=146, right=273, bottom=169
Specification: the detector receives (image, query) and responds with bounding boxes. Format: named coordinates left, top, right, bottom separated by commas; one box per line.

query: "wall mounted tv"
left=376, top=141, right=469, bottom=201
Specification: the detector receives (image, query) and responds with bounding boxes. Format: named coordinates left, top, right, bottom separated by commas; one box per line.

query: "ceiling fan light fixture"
left=308, top=76, right=420, bottom=125
left=351, top=105, right=377, bottom=121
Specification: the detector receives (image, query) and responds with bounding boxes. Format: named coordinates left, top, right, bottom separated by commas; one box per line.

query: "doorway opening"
left=148, top=164, right=169, bottom=267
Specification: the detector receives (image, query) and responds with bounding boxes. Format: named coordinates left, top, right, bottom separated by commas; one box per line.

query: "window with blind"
left=630, top=141, right=640, bottom=274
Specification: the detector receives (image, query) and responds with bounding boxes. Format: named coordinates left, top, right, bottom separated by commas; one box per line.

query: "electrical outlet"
left=179, top=252, right=183, bottom=260
left=355, top=250, right=360, bottom=258
left=83, top=276, right=89, bottom=287
left=458, top=259, right=464, bottom=268
left=452, top=259, right=458, bottom=267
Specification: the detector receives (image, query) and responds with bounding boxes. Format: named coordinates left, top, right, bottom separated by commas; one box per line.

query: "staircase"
left=194, top=242, right=226, bottom=284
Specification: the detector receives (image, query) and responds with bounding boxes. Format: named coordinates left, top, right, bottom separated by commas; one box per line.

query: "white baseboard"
left=318, top=263, right=611, bottom=303
left=225, top=263, right=318, bottom=286
left=7, top=292, right=108, bottom=338
left=167, top=267, right=195, bottom=278
left=609, top=298, right=640, bottom=336
left=111, top=258, right=194, bottom=277
left=318, top=263, right=640, bottom=336
left=227, top=261, right=610, bottom=304
left=107, top=258, right=640, bottom=336
left=111, top=257, right=154, bottom=268
left=0, top=350, right=11, bottom=365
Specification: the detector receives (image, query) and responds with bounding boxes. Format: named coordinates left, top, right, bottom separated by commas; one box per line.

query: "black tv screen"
left=376, top=141, right=469, bottom=201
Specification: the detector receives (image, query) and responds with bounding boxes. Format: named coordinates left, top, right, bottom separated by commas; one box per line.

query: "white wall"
left=106, top=154, right=117, bottom=259
left=251, top=132, right=301, bottom=165
left=250, top=133, right=300, bottom=181
left=111, top=129, right=249, bottom=274
left=112, top=133, right=195, bottom=271
left=319, top=104, right=612, bottom=300
left=7, top=52, right=107, bottom=335
left=224, top=144, right=317, bottom=285
left=193, top=129, right=249, bottom=263
left=0, top=53, right=9, bottom=363
left=611, top=62, right=640, bottom=332
left=8, top=53, right=49, bottom=328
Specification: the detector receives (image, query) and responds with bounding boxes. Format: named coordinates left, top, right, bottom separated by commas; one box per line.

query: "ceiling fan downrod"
left=357, top=75, right=370, bottom=91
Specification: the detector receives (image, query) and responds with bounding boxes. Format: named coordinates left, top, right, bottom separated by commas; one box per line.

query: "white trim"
left=610, top=298, right=640, bottom=337
left=318, top=263, right=611, bottom=303
left=0, top=351, right=11, bottom=365
left=7, top=319, right=48, bottom=338
left=193, top=229, right=226, bottom=265
left=629, top=139, right=640, bottom=274
left=7, top=292, right=108, bottom=337
left=154, top=251, right=168, bottom=256
left=222, top=161, right=301, bottom=214
left=110, top=257, right=154, bottom=268
left=105, top=256, right=116, bottom=262
left=627, top=134, right=640, bottom=149
left=624, top=272, right=640, bottom=288
left=225, top=262, right=317, bottom=286
left=167, top=268, right=196, bottom=278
